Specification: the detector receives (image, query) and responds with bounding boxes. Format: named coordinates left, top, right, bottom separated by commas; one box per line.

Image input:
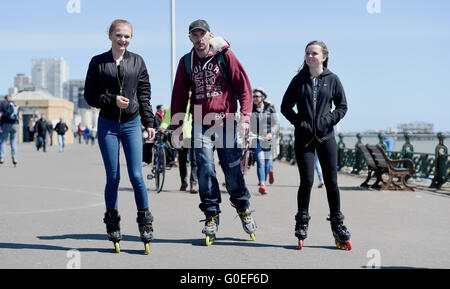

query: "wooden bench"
left=356, top=144, right=385, bottom=189
left=366, top=144, right=416, bottom=191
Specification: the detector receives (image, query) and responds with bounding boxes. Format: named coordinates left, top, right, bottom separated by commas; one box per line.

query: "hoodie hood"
left=299, top=67, right=333, bottom=78
left=187, top=36, right=231, bottom=70
left=207, top=37, right=230, bottom=57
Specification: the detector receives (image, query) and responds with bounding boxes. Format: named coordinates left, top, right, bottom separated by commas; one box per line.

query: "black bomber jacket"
left=281, top=68, right=347, bottom=146
left=84, top=50, right=155, bottom=128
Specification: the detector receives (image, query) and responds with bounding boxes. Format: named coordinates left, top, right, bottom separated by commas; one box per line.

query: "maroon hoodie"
left=171, top=37, right=252, bottom=130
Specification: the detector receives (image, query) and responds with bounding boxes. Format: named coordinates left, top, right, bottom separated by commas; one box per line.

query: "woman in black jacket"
left=281, top=40, right=351, bottom=250
left=84, top=19, right=155, bottom=254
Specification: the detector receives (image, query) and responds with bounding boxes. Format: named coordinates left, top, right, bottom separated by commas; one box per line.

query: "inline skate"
left=295, top=212, right=311, bottom=250
left=201, top=214, right=219, bottom=246
left=327, top=212, right=352, bottom=250
left=103, top=210, right=122, bottom=253
left=237, top=209, right=256, bottom=241
left=136, top=209, right=154, bottom=255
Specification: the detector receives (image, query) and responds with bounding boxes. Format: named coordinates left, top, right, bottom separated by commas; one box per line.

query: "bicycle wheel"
left=240, top=149, right=250, bottom=176
left=143, top=146, right=155, bottom=191
left=155, top=147, right=166, bottom=193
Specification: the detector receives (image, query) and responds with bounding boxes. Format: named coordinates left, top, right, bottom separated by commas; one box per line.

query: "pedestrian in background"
left=0, top=94, right=20, bottom=166
left=34, top=114, right=49, bottom=152
left=250, top=88, right=279, bottom=195
left=54, top=117, right=69, bottom=152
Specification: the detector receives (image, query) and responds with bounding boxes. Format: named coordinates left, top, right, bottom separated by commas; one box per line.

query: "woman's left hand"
left=146, top=127, right=155, bottom=141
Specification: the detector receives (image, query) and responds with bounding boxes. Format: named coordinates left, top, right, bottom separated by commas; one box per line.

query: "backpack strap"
left=216, top=50, right=230, bottom=86
left=183, top=51, right=193, bottom=93
left=183, top=49, right=233, bottom=96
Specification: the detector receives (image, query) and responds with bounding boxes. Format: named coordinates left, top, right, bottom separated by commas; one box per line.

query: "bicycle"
left=143, top=129, right=172, bottom=193
left=240, top=132, right=263, bottom=176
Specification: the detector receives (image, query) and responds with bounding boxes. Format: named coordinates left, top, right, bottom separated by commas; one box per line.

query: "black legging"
left=294, top=137, right=341, bottom=214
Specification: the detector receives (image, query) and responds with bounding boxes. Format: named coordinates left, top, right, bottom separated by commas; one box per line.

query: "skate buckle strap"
left=200, top=215, right=219, bottom=226
left=327, top=213, right=344, bottom=223
left=104, top=212, right=121, bottom=225
left=137, top=211, right=153, bottom=224
left=236, top=209, right=255, bottom=223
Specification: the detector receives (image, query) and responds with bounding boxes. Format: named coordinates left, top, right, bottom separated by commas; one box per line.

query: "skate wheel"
left=250, top=233, right=256, bottom=241
left=346, top=240, right=352, bottom=251
left=144, top=243, right=150, bottom=255
left=298, top=239, right=303, bottom=250
left=114, top=242, right=120, bottom=253
left=205, top=235, right=215, bottom=246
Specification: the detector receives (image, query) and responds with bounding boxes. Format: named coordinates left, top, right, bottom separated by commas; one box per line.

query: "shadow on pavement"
left=0, top=233, right=346, bottom=256
left=361, top=266, right=429, bottom=269
left=0, top=242, right=111, bottom=253
left=0, top=233, right=326, bottom=253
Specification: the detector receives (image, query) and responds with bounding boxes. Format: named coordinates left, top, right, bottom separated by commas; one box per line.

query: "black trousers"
left=294, top=137, right=341, bottom=214
left=178, top=145, right=198, bottom=187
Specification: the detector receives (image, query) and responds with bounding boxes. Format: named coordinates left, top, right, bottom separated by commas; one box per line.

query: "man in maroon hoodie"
left=171, top=20, right=257, bottom=243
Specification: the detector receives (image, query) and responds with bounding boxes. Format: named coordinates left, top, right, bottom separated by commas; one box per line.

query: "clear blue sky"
left=1, top=0, right=449, bottom=132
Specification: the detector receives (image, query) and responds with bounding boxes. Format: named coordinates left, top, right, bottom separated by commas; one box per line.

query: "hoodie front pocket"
left=318, top=114, right=334, bottom=135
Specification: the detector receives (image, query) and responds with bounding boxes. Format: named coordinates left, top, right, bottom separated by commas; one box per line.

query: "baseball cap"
left=189, top=19, right=210, bottom=33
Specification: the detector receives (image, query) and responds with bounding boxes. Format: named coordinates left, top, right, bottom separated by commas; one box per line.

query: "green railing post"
left=351, top=133, right=364, bottom=174
left=401, top=132, right=414, bottom=158
left=287, top=134, right=295, bottom=164
left=401, top=132, right=415, bottom=180
left=430, top=132, right=448, bottom=189
left=378, top=132, right=387, bottom=151
left=277, top=134, right=284, bottom=160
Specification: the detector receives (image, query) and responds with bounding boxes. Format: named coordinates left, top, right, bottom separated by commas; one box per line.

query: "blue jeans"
left=58, top=134, right=66, bottom=152
left=193, top=122, right=251, bottom=216
left=0, top=123, right=18, bottom=159
left=253, top=141, right=273, bottom=184
left=36, top=134, right=47, bottom=152
left=97, top=115, right=148, bottom=211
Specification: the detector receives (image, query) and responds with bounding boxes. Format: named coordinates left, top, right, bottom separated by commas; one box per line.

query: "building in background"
left=397, top=122, right=434, bottom=134
left=14, top=73, right=32, bottom=91
left=7, top=57, right=100, bottom=143
left=12, top=90, right=74, bottom=144
left=31, top=58, right=68, bottom=98
left=63, top=80, right=84, bottom=112
left=8, top=73, right=34, bottom=96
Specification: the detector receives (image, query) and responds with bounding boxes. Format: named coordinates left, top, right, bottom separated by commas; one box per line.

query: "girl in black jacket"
left=84, top=19, right=155, bottom=254
left=281, top=41, right=351, bottom=250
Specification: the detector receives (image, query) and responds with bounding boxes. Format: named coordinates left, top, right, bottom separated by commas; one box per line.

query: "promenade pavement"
left=0, top=142, right=449, bottom=269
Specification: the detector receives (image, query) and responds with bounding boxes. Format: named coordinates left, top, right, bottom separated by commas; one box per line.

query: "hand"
left=239, top=122, right=250, bottom=138
left=146, top=127, right=155, bottom=141
left=266, top=133, right=272, bottom=141
left=116, top=95, right=129, bottom=109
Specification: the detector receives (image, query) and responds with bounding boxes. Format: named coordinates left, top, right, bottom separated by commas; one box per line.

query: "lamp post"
left=170, top=0, right=176, bottom=89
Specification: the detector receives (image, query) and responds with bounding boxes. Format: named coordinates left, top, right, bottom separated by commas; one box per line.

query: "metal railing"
left=276, top=132, right=449, bottom=189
